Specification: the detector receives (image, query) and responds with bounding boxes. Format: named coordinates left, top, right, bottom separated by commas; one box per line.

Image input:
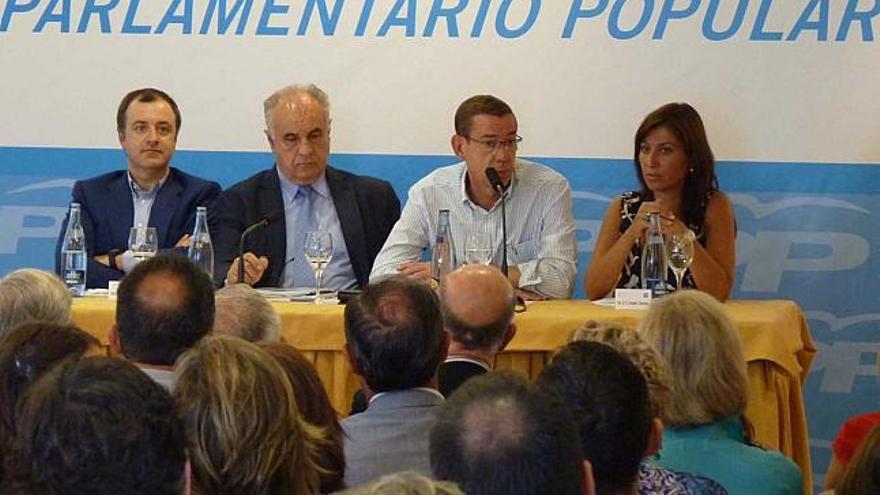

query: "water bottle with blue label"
left=187, top=206, right=214, bottom=276
left=61, top=202, right=87, bottom=296
left=641, top=212, right=668, bottom=298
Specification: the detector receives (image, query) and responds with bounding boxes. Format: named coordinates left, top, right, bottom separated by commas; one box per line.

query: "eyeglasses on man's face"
left=464, top=135, right=523, bottom=152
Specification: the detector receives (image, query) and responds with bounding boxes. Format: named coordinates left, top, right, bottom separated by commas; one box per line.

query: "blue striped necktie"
left=283, top=185, right=318, bottom=288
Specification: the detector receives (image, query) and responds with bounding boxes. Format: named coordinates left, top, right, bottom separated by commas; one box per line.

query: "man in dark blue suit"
left=212, top=84, right=399, bottom=288
left=55, top=88, right=220, bottom=289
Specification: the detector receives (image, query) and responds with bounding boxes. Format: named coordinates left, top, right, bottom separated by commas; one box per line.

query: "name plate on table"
left=614, top=289, right=652, bottom=310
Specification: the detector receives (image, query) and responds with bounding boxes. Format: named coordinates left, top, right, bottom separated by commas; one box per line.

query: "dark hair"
left=537, top=341, right=652, bottom=494
left=430, top=372, right=585, bottom=495
left=344, top=277, right=445, bottom=392
left=454, top=95, right=514, bottom=136
left=9, top=356, right=186, bottom=495
left=0, top=323, right=99, bottom=483
left=259, top=341, right=345, bottom=493
left=116, top=88, right=181, bottom=135
left=634, top=102, right=718, bottom=229
left=116, top=254, right=215, bottom=366
left=838, top=423, right=880, bottom=495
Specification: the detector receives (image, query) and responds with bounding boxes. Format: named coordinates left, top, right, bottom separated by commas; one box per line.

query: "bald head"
left=440, top=265, right=514, bottom=352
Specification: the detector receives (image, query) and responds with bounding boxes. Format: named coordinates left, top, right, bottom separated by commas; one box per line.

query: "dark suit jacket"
left=210, top=166, right=400, bottom=288
left=55, top=168, right=221, bottom=289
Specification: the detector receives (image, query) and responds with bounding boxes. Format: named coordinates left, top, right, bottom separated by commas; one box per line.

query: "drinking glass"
left=464, top=232, right=493, bottom=265
left=665, top=229, right=695, bottom=291
left=128, top=226, right=158, bottom=265
left=304, top=231, right=333, bottom=304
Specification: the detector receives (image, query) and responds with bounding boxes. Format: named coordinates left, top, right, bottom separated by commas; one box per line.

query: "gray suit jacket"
left=342, top=388, right=444, bottom=487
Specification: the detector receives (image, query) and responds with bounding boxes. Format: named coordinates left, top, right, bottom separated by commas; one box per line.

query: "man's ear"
left=108, top=325, right=123, bottom=358
left=181, top=458, right=192, bottom=495
left=451, top=134, right=466, bottom=160
left=117, top=131, right=126, bottom=146
left=439, top=330, right=451, bottom=363
left=344, top=343, right=361, bottom=375
left=582, top=459, right=596, bottom=495
left=498, top=323, right=517, bottom=353
left=644, top=417, right=664, bottom=457
left=264, top=129, right=274, bottom=148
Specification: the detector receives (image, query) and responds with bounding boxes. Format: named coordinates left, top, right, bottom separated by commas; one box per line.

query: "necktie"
left=283, top=185, right=318, bottom=288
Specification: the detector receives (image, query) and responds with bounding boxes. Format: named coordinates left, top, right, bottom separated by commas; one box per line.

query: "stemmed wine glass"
left=665, top=229, right=696, bottom=292
left=464, top=232, right=493, bottom=265
left=304, top=231, right=333, bottom=304
left=128, top=226, right=158, bottom=265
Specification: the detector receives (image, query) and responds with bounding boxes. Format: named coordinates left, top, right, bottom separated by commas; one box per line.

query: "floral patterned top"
left=639, top=461, right=729, bottom=494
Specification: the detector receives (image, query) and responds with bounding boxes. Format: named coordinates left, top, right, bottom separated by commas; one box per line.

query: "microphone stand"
left=238, top=218, right=270, bottom=284
left=498, top=184, right=508, bottom=277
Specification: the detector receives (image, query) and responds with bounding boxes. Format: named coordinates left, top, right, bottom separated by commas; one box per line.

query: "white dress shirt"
left=369, top=160, right=577, bottom=298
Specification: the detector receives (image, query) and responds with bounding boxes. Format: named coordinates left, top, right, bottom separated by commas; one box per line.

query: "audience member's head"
left=538, top=341, right=652, bottom=495
left=10, top=356, right=187, bottom=495
left=114, top=254, right=215, bottom=366
left=837, top=423, right=880, bottom=495
left=570, top=320, right=671, bottom=418
left=175, top=336, right=322, bottom=495
left=214, top=284, right=281, bottom=342
left=339, top=471, right=466, bottom=495
left=0, top=269, right=71, bottom=339
left=259, top=341, right=345, bottom=493
left=344, top=276, right=448, bottom=393
left=0, top=322, right=101, bottom=484
left=439, top=265, right=516, bottom=357
left=430, top=372, right=593, bottom=495
left=639, top=290, right=748, bottom=427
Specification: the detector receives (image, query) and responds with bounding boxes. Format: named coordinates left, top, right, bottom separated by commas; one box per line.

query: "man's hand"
left=225, top=252, right=269, bottom=286
left=397, top=261, right=432, bottom=281
left=175, top=234, right=192, bottom=248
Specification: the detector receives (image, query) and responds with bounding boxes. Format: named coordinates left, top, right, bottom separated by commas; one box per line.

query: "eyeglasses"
left=465, top=135, right=523, bottom=152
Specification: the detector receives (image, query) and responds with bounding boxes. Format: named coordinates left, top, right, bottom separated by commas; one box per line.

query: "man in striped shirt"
left=370, top=95, right=577, bottom=299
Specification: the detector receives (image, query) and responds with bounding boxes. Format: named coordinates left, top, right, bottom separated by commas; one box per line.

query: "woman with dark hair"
left=258, top=341, right=346, bottom=493
left=585, top=103, right=736, bottom=301
left=0, top=322, right=102, bottom=485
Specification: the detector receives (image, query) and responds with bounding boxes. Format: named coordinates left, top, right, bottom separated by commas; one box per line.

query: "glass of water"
left=128, top=226, right=158, bottom=265
left=464, top=232, right=493, bottom=265
left=304, top=231, right=333, bottom=304
left=665, top=229, right=695, bottom=291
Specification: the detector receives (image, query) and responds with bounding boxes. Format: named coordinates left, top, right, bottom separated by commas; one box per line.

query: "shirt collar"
left=445, top=355, right=492, bottom=371
left=458, top=164, right=516, bottom=210
left=276, top=166, right=329, bottom=204
left=127, top=168, right=169, bottom=197
left=369, top=387, right=445, bottom=404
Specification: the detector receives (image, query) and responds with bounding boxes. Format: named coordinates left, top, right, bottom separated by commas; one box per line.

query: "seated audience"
left=214, top=284, right=282, bottom=342
left=8, top=356, right=188, bottom=495
left=0, top=268, right=71, bottom=339
left=111, top=254, right=215, bottom=390
left=825, top=424, right=880, bottom=495
left=585, top=103, right=735, bottom=301
left=0, top=322, right=101, bottom=486
left=571, top=320, right=728, bottom=493
left=175, top=336, right=323, bottom=495
left=259, top=341, right=346, bottom=493
left=350, top=264, right=516, bottom=414
left=639, top=290, right=803, bottom=495
left=339, top=471, right=465, bottom=495
left=430, top=372, right=595, bottom=495
left=342, top=276, right=449, bottom=486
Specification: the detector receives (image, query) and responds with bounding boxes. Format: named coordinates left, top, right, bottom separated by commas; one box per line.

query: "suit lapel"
left=326, top=167, right=368, bottom=285
left=107, top=173, right=135, bottom=247
left=260, top=169, right=287, bottom=285
left=150, top=169, right=183, bottom=247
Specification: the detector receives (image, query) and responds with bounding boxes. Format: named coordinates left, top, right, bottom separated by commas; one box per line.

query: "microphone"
left=238, top=210, right=283, bottom=284
left=485, top=167, right=509, bottom=277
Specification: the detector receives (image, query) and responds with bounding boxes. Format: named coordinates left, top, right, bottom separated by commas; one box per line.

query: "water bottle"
left=187, top=206, right=214, bottom=276
left=431, top=209, right=455, bottom=282
left=61, top=202, right=87, bottom=296
left=641, top=212, right=668, bottom=298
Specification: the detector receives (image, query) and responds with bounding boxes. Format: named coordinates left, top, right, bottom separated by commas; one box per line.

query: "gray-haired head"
left=0, top=269, right=72, bottom=339
left=263, top=83, right=330, bottom=129
left=213, top=284, right=281, bottom=342
left=338, top=471, right=466, bottom=495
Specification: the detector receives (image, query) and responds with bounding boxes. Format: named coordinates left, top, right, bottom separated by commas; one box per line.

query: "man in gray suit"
left=342, top=276, right=450, bottom=487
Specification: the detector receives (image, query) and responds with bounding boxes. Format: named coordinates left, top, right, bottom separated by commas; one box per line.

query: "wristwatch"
left=108, top=249, right=123, bottom=270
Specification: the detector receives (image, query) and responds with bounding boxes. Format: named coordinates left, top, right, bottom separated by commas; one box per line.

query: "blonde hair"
left=0, top=269, right=71, bottom=338
left=638, top=290, right=748, bottom=427
left=339, top=471, right=466, bottom=495
left=570, top=320, right=670, bottom=418
left=174, top=336, right=323, bottom=495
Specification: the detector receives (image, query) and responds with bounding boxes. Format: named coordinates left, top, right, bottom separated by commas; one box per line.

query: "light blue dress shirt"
left=276, top=168, right=357, bottom=290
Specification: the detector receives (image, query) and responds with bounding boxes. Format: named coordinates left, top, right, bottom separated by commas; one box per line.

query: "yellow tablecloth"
left=71, top=297, right=816, bottom=493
